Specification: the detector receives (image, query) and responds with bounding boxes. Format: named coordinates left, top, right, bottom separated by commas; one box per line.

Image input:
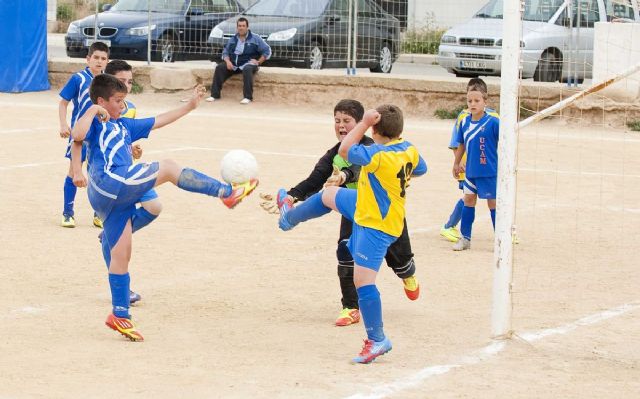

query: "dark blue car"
left=65, top=0, right=244, bottom=62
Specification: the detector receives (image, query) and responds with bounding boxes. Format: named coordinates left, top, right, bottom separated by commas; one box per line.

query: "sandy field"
left=0, top=89, right=638, bottom=399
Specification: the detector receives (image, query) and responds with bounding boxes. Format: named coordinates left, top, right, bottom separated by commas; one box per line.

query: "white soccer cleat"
left=240, top=98, right=251, bottom=104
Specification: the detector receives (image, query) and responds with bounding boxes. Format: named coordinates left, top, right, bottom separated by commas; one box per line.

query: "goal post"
left=491, top=0, right=522, bottom=339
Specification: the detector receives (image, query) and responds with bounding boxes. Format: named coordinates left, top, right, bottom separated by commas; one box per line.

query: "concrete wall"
left=409, top=0, right=488, bottom=29
left=593, top=21, right=640, bottom=102
left=47, top=58, right=640, bottom=126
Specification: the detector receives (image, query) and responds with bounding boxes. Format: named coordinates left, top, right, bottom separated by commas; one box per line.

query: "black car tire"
left=370, top=43, right=393, bottom=73
left=533, top=51, right=561, bottom=82
left=156, top=33, right=179, bottom=63
left=306, top=41, right=324, bottom=70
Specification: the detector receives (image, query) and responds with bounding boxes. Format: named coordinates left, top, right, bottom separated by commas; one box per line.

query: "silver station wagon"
left=437, top=0, right=639, bottom=82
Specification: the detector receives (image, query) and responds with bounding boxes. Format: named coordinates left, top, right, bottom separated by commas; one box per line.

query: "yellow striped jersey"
left=121, top=100, right=137, bottom=118
left=349, top=138, right=427, bottom=237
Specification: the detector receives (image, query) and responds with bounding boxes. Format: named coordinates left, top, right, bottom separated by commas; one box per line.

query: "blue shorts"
left=65, top=140, right=87, bottom=162
left=89, top=162, right=159, bottom=257
left=463, top=176, right=497, bottom=199
left=458, top=180, right=464, bottom=190
left=138, top=188, right=158, bottom=203
left=335, top=188, right=398, bottom=271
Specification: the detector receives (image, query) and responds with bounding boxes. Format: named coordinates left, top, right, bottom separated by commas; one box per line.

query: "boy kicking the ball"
left=71, top=74, right=258, bottom=341
left=276, top=104, right=426, bottom=363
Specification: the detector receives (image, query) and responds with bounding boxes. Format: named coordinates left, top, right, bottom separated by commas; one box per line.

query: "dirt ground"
left=0, top=90, right=638, bottom=399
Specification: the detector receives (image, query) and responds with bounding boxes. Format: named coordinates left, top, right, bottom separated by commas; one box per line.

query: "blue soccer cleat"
left=129, top=290, right=142, bottom=304
left=352, top=337, right=393, bottom=364
left=276, top=188, right=294, bottom=231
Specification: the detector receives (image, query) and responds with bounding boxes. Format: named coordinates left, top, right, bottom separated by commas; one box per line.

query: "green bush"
left=626, top=120, right=640, bottom=131
left=131, top=81, right=143, bottom=95
left=57, top=3, right=74, bottom=22
left=434, top=105, right=465, bottom=119
left=401, top=12, right=446, bottom=55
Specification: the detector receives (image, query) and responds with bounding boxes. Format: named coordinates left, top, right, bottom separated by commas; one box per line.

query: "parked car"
left=208, top=0, right=400, bottom=73
left=437, top=0, right=639, bottom=82
left=65, top=0, right=244, bottom=62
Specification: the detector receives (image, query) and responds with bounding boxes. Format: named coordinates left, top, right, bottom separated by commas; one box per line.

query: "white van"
left=437, top=0, right=639, bottom=82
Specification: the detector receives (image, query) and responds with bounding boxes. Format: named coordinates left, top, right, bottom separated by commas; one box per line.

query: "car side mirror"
left=102, top=4, right=112, bottom=12
left=189, top=7, right=204, bottom=16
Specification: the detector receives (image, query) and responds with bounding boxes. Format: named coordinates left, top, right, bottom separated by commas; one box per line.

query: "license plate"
left=460, top=60, right=486, bottom=69
left=84, top=39, right=111, bottom=47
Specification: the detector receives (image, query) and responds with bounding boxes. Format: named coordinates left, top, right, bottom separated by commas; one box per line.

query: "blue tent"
left=0, top=0, right=50, bottom=92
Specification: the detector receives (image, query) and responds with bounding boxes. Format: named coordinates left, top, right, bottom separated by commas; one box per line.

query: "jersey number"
left=397, top=162, right=414, bottom=198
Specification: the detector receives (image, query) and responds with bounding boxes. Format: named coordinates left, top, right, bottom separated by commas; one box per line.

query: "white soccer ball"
left=220, top=149, right=259, bottom=184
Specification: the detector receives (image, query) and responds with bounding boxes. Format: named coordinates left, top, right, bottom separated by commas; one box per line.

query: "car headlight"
left=440, top=35, right=456, bottom=44
left=267, top=28, right=297, bottom=42
left=67, top=23, right=79, bottom=34
left=209, top=26, right=224, bottom=39
left=126, top=25, right=156, bottom=36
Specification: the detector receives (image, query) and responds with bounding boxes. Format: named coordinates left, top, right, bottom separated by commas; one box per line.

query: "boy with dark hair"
left=58, top=41, right=109, bottom=228
left=71, top=74, right=258, bottom=341
left=263, top=99, right=420, bottom=327
left=275, top=104, right=427, bottom=363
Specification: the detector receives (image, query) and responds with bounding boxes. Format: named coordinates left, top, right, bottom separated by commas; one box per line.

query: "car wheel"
left=307, top=42, right=324, bottom=70
left=533, top=51, right=561, bottom=82
left=157, top=33, right=178, bottom=63
left=370, top=43, right=393, bottom=73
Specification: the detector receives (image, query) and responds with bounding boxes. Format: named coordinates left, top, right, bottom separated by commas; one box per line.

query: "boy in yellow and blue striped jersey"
left=276, top=104, right=426, bottom=364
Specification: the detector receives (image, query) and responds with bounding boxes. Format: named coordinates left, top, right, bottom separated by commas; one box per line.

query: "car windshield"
left=475, top=0, right=564, bottom=22
left=111, top=0, right=188, bottom=13
left=245, top=0, right=330, bottom=17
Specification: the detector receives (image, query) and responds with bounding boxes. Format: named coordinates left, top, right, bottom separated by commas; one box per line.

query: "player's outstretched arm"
left=338, top=109, right=380, bottom=159
left=58, top=99, right=71, bottom=138
left=153, top=85, right=205, bottom=130
left=71, top=104, right=108, bottom=142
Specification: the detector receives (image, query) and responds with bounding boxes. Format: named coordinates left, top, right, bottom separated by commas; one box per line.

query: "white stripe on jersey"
left=464, top=120, right=490, bottom=145
left=124, top=163, right=158, bottom=186
left=89, top=176, right=118, bottom=199
left=71, top=71, right=92, bottom=127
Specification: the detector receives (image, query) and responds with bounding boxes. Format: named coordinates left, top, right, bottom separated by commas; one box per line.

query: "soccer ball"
left=220, top=149, right=259, bottom=184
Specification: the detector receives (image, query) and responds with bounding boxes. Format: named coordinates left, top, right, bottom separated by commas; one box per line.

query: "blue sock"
left=286, top=192, right=331, bottom=226
left=445, top=199, right=464, bottom=229
left=460, top=206, right=476, bottom=240
left=490, top=209, right=496, bottom=230
left=177, top=168, right=231, bottom=198
left=132, top=207, right=158, bottom=233
left=63, top=176, right=77, bottom=216
left=109, top=273, right=130, bottom=318
left=357, top=284, right=385, bottom=342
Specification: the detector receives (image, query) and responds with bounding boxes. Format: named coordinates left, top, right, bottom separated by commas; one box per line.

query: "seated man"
left=207, top=17, right=271, bottom=105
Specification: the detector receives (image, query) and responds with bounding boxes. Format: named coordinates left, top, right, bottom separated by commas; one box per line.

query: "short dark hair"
left=334, top=99, right=364, bottom=122
left=88, top=42, right=109, bottom=57
left=237, top=17, right=249, bottom=27
left=104, top=59, right=132, bottom=76
left=90, top=74, right=127, bottom=103
left=374, top=104, right=404, bottom=139
left=467, top=78, right=488, bottom=98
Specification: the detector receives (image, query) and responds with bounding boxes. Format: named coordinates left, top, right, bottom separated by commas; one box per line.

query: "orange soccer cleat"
left=105, top=313, right=144, bottom=342
left=221, top=179, right=259, bottom=209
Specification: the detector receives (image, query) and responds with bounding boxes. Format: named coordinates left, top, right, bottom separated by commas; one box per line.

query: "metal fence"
left=57, top=0, right=475, bottom=73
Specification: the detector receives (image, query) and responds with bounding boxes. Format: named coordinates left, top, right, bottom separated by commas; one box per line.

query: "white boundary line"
left=2, top=145, right=639, bottom=179
left=344, top=301, right=640, bottom=399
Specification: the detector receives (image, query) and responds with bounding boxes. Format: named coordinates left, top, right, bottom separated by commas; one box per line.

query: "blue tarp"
left=0, top=0, right=50, bottom=92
